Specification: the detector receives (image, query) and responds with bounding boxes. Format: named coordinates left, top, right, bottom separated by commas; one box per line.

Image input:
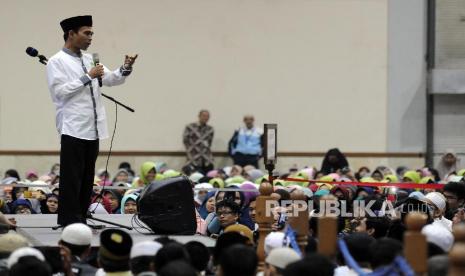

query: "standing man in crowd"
left=46, top=15, right=137, bottom=226
left=183, top=110, right=214, bottom=174
left=229, top=115, right=263, bottom=168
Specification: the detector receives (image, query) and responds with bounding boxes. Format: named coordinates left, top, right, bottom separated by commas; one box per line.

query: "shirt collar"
left=62, top=47, right=82, bottom=58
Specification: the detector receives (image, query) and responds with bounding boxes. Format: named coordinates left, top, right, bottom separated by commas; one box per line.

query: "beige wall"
left=0, top=0, right=394, bottom=174
left=0, top=0, right=387, bottom=150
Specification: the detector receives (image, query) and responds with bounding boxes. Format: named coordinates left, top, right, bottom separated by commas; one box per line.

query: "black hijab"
left=320, top=148, right=349, bottom=175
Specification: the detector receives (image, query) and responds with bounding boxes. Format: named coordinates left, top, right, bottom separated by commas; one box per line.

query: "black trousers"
left=58, top=135, right=99, bottom=226
left=233, top=152, right=260, bottom=168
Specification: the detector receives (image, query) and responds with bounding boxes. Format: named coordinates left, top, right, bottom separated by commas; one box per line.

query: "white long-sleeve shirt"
left=46, top=48, right=129, bottom=140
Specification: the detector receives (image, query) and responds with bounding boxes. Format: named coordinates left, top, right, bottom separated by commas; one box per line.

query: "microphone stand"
left=101, top=93, right=134, bottom=113
left=34, top=56, right=134, bottom=231
left=86, top=212, right=133, bottom=230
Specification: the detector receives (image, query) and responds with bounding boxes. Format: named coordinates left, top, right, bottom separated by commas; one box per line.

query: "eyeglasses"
left=445, top=195, right=458, bottom=200
left=216, top=211, right=235, bottom=217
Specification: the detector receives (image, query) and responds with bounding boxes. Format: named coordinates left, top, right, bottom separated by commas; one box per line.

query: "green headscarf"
left=163, top=169, right=181, bottom=179
left=140, top=161, right=157, bottom=185
left=420, top=176, right=435, bottom=184
left=296, top=170, right=309, bottom=180
left=360, top=177, right=377, bottom=183
left=384, top=174, right=399, bottom=183
left=255, top=175, right=269, bottom=185
left=286, top=176, right=307, bottom=187
left=274, top=179, right=287, bottom=186
left=209, top=178, right=225, bottom=188
left=225, top=176, right=246, bottom=186
left=403, top=170, right=421, bottom=184
left=458, top=169, right=465, bottom=177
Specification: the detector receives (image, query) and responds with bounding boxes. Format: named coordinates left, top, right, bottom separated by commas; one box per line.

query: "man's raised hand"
left=124, top=54, right=138, bottom=68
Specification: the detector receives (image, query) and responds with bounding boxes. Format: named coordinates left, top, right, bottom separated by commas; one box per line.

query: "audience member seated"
left=0, top=233, right=29, bottom=275
left=59, top=223, right=97, bottom=276
left=96, top=229, right=133, bottom=276
left=265, top=247, right=301, bottom=276
left=184, top=241, right=210, bottom=275
left=283, top=254, right=335, bottom=276
left=120, top=193, right=138, bottom=214
left=130, top=241, right=162, bottom=276
left=158, top=260, right=197, bottom=276
left=7, top=247, right=51, bottom=276
left=102, top=190, right=122, bottom=214
left=154, top=242, right=190, bottom=274
left=209, top=200, right=241, bottom=236
left=41, top=194, right=59, bottom=214
left=11, top=199, right=34, bottom=215
left=217, top=244, right=257, bottom=276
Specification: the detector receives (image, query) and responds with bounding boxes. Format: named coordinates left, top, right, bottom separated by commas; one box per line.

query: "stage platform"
left=5, top=214, right=216, bottom=248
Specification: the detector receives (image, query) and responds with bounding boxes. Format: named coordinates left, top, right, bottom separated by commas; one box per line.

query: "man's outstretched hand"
left=124, top=54, right=138, bottom=69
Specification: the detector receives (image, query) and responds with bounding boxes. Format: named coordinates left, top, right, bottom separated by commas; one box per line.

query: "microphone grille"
left=26, top=47, right=38, bottom=57
left=92, top=53, right=100, bottom=63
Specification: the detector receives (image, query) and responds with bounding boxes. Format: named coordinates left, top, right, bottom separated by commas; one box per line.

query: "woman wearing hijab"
left=90, top=189, right=113, bottom=213
left=132, top=161, right=157, bottom=188
left=194, top=183, right=213, bottom=208
left=199, top=191, right=216, bottom=219
left=4, top=169, right=20, bottom=181
left=354, top=187, right=376, bottom=200
left=113, top=168, right=130, bottom=184
left=120, top=193, right=138, bottom=214
left=11, top=199, right=34, bottom=214
left=320, top=148, right=349, bottom=175
left=331, top=186, right=352, bottom=233
left=41, top=194, right=59, bottom=214
left=7, top=186, right=28, bottom=212
left=103, top=190, right=123, bottom=214
left=437, top=150, right=460, bottom=180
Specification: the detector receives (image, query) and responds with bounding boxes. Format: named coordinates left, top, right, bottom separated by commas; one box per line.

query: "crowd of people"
left=0, top=148, right=464, bottom=275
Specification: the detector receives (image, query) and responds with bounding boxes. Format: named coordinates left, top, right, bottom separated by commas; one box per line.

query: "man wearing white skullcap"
left=0, top=232, right=29, bottom=274
left=130, top=241, right=162, bottom=276
left=265, top=247, right=301, bottom=276
left=423, top=192, right=453, bottom=232
left=422, top=223, right=454, bottom=253
left=7, top=247, right=51, bottom=276
left=59, top=223, right=97, bottom=276
left=264, top=232, right=287, bottom=256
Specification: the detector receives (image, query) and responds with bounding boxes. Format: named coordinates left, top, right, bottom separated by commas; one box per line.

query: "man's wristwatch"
left=120, top=64, right=132, bottom=76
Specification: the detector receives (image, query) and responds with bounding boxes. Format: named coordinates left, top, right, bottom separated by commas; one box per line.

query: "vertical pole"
left=404, top=212, right=428, bottom=274
left=287, top=190, right=309, bottom=255
left=317, top=216, right=338, bottom=258
left=255, top=182, right=275, bottom=270
left=426, top=0, right=436, bottom=167
left=449, top=223, right=465, bottom=276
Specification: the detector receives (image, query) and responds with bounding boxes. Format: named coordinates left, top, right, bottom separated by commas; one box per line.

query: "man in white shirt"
left=46, top=15, right=137, bottom=226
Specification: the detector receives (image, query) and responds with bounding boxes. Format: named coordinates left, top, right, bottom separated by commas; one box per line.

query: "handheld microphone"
left=92, top=53, right=103, bottom=87
left=26, top=47, right=38, bottom=57
left=26, top=47, right=48, bottom=65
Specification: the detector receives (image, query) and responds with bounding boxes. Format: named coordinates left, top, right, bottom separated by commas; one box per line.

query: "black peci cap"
left=60, top=15, right=92, bottom=32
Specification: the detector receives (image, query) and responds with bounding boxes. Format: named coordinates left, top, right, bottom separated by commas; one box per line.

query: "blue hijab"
left=199, top=191, right=216, bottom=219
